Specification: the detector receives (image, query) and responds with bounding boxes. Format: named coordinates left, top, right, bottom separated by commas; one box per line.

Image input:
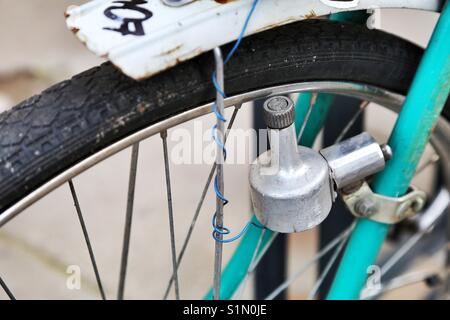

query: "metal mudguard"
left=66, top=0, right=442, bottom=80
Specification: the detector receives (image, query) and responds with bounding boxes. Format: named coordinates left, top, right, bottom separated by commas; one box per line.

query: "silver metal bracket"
left=341, top=181, right=427, bottom=224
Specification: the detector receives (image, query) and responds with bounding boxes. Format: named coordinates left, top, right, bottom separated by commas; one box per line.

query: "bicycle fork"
left=328, top=3, right=450, bottom=299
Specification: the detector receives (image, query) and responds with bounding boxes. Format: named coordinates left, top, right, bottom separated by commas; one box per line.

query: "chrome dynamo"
left=249, top=96, right=390, bottom=233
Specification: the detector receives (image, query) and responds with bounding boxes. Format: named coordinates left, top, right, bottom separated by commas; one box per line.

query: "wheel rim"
left=1, top=81, right=449, bottom=300
left=1, top=80, right=449, bottom=226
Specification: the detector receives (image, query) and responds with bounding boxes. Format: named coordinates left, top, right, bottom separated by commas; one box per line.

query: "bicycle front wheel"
left=0, top=19, right=449, bottom=299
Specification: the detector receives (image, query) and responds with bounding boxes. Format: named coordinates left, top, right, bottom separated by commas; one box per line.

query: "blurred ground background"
left=0, top=1, right=442, bottom=299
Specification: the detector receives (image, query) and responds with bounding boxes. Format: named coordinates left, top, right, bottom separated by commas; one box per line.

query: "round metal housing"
left=249, top=123, right=334, bottom=233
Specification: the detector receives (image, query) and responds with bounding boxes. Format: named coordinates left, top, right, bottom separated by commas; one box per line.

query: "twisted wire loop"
left=210, top=0, right=263, bottom=244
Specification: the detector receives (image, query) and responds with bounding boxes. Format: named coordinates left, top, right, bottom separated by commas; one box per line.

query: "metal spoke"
left=68, top=180, right=106, bottom=300
left=334, top=100, right=369, bottom=144
left=248, top=229, right=267, bottom=273
left=161, top=130, right=180, bottom=300
left=297, top=93, right=318, bottom=143
left=234, top=228, right=267, bottom=300
left=162, top=105, right=241, bottom=300
left=213, top=47, right=225, bottom=300
left=381, top=188, right=450, bottom=277
left=248, top=232, right=279, bottom=274
left=307, top=229, right=350, bottom=300
left=361, top=270, right=441, bottom=300
left=382, top=233, right=424, bottom=278
left=0, top=276, right=15, bottom=300
left=117, top=143, right=139, bottom=300
left=415, top=153, right=440, bottom=176
left=265, top=222, right=355, bottom=300
left=234, top=231, right=280, bottom=300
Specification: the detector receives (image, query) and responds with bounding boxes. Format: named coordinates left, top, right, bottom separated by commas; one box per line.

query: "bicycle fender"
left=65, top=0, right=443, bottom=80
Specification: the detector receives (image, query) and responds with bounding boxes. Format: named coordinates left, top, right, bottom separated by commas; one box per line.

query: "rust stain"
left=304, top=10, right=318, bottom=19
left=253, top=13, right=326, bottom=35
left=254, top=18, right=296, bottom=34
left=214, top=0, right=235, bottom=4
left=159, top=44, right=183, bottom=57
left=136, top=102, right=148, bottom=114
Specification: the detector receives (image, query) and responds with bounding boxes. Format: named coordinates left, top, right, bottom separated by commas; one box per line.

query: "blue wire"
left=223, top=0, right=260, bottom=65
left=211, top=0, right=262, bottom=244
left=212, top=75, right=227, bottom=99
left=213, top=176, right=229, bottom=205
left=210, top=0, right=260, bottom=98
left=212, top=104, right=227, bottom=122
left=212, top=124, right=227, bottom=160
left=212, top=214, right=265, bottom=244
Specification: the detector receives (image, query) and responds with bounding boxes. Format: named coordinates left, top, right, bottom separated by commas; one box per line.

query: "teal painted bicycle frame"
left=328, top=3, right=450, bottom=299
left=206, top=4, right=450, bottom=300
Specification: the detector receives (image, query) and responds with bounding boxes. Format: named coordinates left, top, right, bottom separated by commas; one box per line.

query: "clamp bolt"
left=355, top=198, right=378, bottom=217
left=380, top=144, right=393, bottom=161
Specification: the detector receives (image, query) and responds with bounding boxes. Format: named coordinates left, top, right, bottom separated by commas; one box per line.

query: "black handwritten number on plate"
left=103, top=0, right=153, bottom=36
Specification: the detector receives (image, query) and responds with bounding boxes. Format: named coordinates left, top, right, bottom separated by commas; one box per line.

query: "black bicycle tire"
left=0, top=19, right=448, bottom=212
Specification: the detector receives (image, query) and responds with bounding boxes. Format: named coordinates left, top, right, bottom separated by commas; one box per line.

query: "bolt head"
left=355, top=199, right=377, bottom=216
left=380, top=144, right=393, bottom=161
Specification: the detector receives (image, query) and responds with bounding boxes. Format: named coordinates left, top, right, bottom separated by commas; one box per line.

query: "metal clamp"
left=341, top=181, right=426, bottom=224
